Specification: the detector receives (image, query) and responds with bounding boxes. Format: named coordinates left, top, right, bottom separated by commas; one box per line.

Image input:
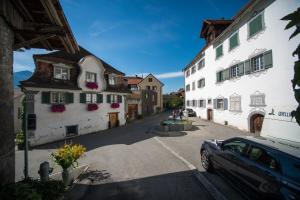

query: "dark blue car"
left=200, top=136, right=300, bottom=200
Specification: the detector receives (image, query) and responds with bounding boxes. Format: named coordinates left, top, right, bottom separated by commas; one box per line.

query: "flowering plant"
left=111, top=102, right=120, bottom=108
left=87, top=103, right=98, bottom=111
left=86, top=82, right=98, bottom=89
left=51, top=104, right=65, bottom=112
left=51, top=144, right=86, bottom=170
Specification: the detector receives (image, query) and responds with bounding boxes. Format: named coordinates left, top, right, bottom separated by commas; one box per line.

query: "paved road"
left=16, top=112, right=250, bottom=200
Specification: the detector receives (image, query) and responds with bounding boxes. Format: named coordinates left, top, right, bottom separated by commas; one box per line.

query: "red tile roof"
left=124, top=77, right=143, bottom=85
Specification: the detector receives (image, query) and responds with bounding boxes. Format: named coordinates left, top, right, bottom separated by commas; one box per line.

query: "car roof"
left=235, top=136, right=300, bottom=159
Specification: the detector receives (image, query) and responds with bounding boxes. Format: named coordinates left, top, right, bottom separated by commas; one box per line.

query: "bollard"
left=38, top=161, right=53, bottom=182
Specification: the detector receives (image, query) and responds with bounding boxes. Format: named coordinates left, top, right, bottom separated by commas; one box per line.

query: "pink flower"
left=86, top=82, right=98, bottom=89
left=87, top=103, right=98, bottom=111
left=51, top=104, right=65, bottom=112
left=111, top=103, right=120, bottom=109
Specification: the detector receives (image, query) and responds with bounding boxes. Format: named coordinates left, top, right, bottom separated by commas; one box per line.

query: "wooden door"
left=250, top=114, right=264, bottom=133
left=128, top=104, right=138, bottom=119
left=109, top=113, right=119, bottom=128
left=207, top=109, right=213, bottom=121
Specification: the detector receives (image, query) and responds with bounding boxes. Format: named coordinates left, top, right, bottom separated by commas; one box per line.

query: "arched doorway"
left=250, top=114, right=264, bottom=134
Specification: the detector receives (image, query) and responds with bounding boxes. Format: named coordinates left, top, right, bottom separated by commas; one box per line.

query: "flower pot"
left=111, top=103, right=120, bottom=109
left=87, top=103, right=98, bottom=111
left=62, top=168, right=72, bottom=186
left=51, top=104, right=65, bottom=112
left=86, top=82, right=98, bottom=89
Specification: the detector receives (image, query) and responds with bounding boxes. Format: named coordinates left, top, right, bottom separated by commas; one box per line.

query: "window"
left=186, top=100, right=190, bottom=107
left=229, top=32, right=239, bottom=50
left=51, top=92, right=65, bottom=103
left=198, top=99, right=205, bottom=108
left=86, top=93, right=97, bottom=103
left=248, top=13, right=264, bottom=38
left=222, top=140, right=247, bottom=155
left=216, top=71, right=223, bottom=83
left=230, top=64, right=239, bottom=78
left=214, top=98, right=228, bottom=110
left=229, top=95, right=241, bottom=112
left=197, top=78, right=205, bottom=88
left=217, top=99, right=224, bottom=109
left=109, top=74, right=117, bottom=85
left=146, top=86, right=151, bottom=90
left=186, top=84, right=190, bottom=92
left=251, top=54, right=264, bottom=72
left=129, top=84, right=138, bottom=91
left=152, top=86, right=157, bottom=90
left=66, top=125, right=78, bottom=137
left=148, top=78, right=153, bottom=82
left=54, top=66, right=69, bottom=80
left=198, top=59, right=205, bottom=70
left=192, top=82, right=195, bottom=90
left=207, top=99, right=212, bottom=105
left=186, top=70, right=190, bottom=77
left=248, top=146, right=279, bottom=171
left=250, top=92, right=266, bottom=107
left=145, top=93, right=148, bottom=99
left=107, top=94, right=122, bottom=103
left=191, top=66, right=196, bottom=74
left=192, top=100, right=197, bottom=107
left=216, top=44, right=223, bottom=59
left=86, top=72, right=96, bottom=82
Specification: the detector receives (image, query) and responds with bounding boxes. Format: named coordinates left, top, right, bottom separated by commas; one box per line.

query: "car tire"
left=201, top=150, right=214, bottom=172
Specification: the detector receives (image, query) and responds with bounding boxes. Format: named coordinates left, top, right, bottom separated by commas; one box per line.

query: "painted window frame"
left=248, top=11, right=265, bottom=39
left=216, top=98, right=224, bottom=110
left=51, top=92, right=65, bottom=104
left=250, top=93, right=266, bottom=107
left=251, top=54, right=265, bottom=72
left=86, top=71, right=97, bottom=83
left=197, top=78, right=205, bottom=88
left=230, top=64, right=240, bottom=78
left=215, top=44, right=223, bottom=60
left=54, top=66, right=70, bottom=80
left=228, top=31, right=239, bottom=51
left=86, top=93, right=97, bottom=103
left=229, top=95, right=242, bottom=112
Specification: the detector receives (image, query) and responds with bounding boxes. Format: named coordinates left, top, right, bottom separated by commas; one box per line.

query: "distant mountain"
left=13, top=70, right=32, bottom=88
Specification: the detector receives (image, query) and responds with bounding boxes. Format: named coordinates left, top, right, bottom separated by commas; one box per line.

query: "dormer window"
left=54, top=66, right=69, bottom=80
left=86, top=72, right=97, bottom=83
left=109, top=74, right=117, bottom=85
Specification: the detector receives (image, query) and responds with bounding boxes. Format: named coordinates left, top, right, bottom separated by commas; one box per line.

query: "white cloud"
left=155, top=71, right=183, bottom=79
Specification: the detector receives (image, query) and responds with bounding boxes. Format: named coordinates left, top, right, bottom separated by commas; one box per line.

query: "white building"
left=21, top=47, right=130, bottom=146
left=184, top=0, right=300, bottom=140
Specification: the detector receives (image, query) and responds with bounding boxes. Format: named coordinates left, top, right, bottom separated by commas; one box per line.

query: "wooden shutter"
left=213, top=99, right=217, bottom=109
left=244, top=59, right=251, bottom=74
left=65, top=93, right=74, bottom=104
left=117, top=95, right=122, bottom=103
left=97, top=94, right=103, bottom=103
left=223, top=98, right=228, bottom=110
left=263, top=50, right=273, bottom=69
left=107, top=94, right=111, bottom=103
left=238, top=62, right=244, bottom=76
left=41, top=92, right=50, bottom=104
left=80, top=93, right=86, bottom=103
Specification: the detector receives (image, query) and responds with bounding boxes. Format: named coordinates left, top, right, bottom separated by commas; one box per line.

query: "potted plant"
left=111, top=102, right=120, bottom=109
left=51, top=144, right=86, bottom=186
left=87, top=103, right=98, bottom=111
left=16, top=130, right=24, bottom=150
left=86, top=82, right=98, bottom=89
left=51, top=104, right=66, bottom=113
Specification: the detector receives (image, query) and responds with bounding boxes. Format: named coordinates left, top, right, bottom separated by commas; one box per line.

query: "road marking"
left=154, top=137, right=228, bottom=200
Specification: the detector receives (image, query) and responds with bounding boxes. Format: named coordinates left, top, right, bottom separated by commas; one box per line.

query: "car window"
left=280, top=156, right=300, bottom=183
left=248, top=146, right=279, bottom=171
left=222, top=140, right=247, bottom=155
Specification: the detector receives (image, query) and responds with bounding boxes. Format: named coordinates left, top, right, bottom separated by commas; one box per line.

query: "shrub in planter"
left=51, top=104, right=65, bottom=113
left=111, top=102, right=120, bottom=109
left=51, top=144, right=86, bottom=186
left=87, top=103, right=98, bottom=111
left=86, top=82, right=98, bottom=89
left=16, top=130, right=25, bottom=150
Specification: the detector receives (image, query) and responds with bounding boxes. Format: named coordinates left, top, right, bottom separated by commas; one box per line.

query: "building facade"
left=184, top=0, right=300, bottom=138
left=14, top=89, right=24, bottom=134
left=21, top=47, right=130, bottom=146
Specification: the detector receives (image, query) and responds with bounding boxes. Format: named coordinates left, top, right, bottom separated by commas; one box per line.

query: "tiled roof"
left=124, top=76, right=143, bottom=85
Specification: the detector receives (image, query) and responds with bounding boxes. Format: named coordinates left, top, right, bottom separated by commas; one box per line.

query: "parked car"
left=185, top=108, right=196, bottom=117
left=200, top=136, right=300, bottom=200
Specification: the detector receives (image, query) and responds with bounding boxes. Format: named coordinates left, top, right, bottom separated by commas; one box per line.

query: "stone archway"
left=249, top=113, right=265, bottom=134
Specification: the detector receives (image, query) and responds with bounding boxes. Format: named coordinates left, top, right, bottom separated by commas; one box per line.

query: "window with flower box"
left=86, top=72, right=97, bottom=83
left=80, top=93, right=103, bottom=104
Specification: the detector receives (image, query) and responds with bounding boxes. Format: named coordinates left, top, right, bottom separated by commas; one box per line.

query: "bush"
left=0, top=178, right=65, bottom=200
left=16, top=130, right=24, bottom=145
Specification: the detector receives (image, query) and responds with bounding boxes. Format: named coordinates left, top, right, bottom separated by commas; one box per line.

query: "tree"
left=281, top=8, right=300, bottom=125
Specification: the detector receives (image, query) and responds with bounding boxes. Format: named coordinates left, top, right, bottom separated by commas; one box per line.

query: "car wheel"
left=201, top=150, right=214, bottom=172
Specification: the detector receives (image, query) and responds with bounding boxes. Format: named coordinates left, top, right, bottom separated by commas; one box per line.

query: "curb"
left=154, top=137, right=228, bottom=200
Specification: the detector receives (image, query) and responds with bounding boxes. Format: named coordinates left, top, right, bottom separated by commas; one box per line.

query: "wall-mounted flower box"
left=87, top=103, right=98, bottom=111
left=86, top=82, right=98, bottom=89
left=51, top=104, right=66, bottom=112
left=111, top=103, right=120, bottom=109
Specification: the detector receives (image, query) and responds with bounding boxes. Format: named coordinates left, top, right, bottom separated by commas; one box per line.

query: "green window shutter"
left=238, top=62, right=244, bottom=76
left=80, top=93, right=86, bottom=103
left=107, top=94, right=111, bottom=103
left=213, top=99, right=217, bottom=109
left=216, top=72, right=220, bottom=83
left=97, top=94, right=103, bottom=103
left=244, top=59, right=251, bottom=74
left=117, top=95, right=122, bottom=103
left=264, top=50, right=273, bottom=69
left=65, top=93, right=74, bottom=104
left=41, top=92, right=50, bottom=104
left=249, top=14, right=263, bottom=37
left=223, top=69, right=230, bottom=80
left=223, top=98, right=228, bottom=110
left=216, top=45, right=223, bottom=59
left=229, top=33, right=238, bottom=50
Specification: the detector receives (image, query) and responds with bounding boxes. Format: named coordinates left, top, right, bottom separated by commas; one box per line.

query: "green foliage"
left=0, top=178, right=65, bottom=200
left=16, top=130, right=24, bottom=145
left=167, top=96, right=184, bottom=109
left=282, top=8, right=300, bottom=125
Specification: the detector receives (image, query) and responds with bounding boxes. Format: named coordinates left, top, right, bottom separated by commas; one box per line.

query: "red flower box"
left=87, top=103, right=98, bottom=111
left=86, top=82, right=98, bottom=89
left=51, top=104, right=65, bottom=112
left=111, top=103, right=120, bottom=109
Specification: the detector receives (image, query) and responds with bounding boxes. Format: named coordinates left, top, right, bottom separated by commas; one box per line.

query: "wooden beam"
left=14, top=34, right=56, bottom=50
left=0, top=0, right=24, bottom=29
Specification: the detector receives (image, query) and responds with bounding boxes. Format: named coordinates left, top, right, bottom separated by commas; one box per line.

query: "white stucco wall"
left=184, top=0, right=300, bottom=138
left=26, top=56, right=127, bottom=146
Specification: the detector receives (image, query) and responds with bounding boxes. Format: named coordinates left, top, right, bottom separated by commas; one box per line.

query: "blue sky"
left=13, top=0, right=248, bottom=93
